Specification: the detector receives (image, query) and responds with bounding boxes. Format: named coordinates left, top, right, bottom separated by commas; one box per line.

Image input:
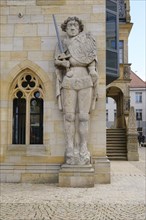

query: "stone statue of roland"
left=54, top=16, right=98, bottom=165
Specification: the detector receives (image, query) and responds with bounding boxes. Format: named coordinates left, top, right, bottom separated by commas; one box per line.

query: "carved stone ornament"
left=119, top=0, right=126, bottom=19
left=124, top=65, right=131, bottom=79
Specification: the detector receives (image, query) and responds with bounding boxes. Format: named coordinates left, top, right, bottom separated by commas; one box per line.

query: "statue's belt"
left=61, top=76, right=93, bottom=90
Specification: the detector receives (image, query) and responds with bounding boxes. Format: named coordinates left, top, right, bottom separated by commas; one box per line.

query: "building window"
left=119, top=40, right=124, bottom=64
left=114, top=109, right=117, bottom=120
left=136, top=109, right=142, bottom=121
left=13, top=91, right=26, bottom=144
left=30, top=93, right=43, bottom=144
left=106, top=110, right=108, bottom=121
left=106, top=0, right=119, bottom=85
left=12, top=70, right=44, bottom=145
left=135, top=92, right=142, bottom=103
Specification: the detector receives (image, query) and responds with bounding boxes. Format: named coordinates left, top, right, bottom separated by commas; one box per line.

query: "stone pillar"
left=127, top=107, right=139, bottom=161
left=91, top=87, right=111, bottom=184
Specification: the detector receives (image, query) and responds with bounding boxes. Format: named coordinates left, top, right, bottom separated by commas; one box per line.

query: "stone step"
left=106, top=129, right=126, bottom=133
left=107, top=148, right=127, bottom=153
left=107, top=142, right=127, bottom=145
left=106, top=128, right=127, bottom=160
left=107, top=156, right=127, bottom=160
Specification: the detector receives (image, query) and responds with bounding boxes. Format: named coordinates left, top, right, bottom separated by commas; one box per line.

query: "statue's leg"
left=62, top=89, right=77, bottom=164
left=78, top=88, right=92, bottom=164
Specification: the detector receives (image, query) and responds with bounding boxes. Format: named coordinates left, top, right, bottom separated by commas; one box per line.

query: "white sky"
left=129, top=0, right=146, bottom=81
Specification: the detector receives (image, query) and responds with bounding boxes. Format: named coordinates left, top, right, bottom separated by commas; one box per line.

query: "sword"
left=52, top=14, right=71, bottom=76
left=52, top=14, right=64, bottom=54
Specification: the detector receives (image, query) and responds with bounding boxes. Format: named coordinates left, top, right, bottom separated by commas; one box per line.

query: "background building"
left=106, top=71, right=146, bottom=136
left=130, top=71, right=146, bottom=136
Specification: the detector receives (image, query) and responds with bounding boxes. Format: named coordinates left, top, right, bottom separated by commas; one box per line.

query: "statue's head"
left=61, top=17, right=84, bottom=37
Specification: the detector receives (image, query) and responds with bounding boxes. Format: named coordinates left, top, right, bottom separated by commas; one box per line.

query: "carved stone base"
left=127, top=152, right=139, bottom=161
left=59, top=164, right=94, bottom=187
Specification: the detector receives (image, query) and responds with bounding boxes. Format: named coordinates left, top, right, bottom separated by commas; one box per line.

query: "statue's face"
left=66, top=20, right=80, bottom=37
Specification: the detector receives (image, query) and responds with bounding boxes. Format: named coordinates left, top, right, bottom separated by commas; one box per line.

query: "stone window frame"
left=10, top=68, right=44, bottom=146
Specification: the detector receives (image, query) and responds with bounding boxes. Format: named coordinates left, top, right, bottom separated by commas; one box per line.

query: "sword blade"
left=52, top=14, right=64, bottom=53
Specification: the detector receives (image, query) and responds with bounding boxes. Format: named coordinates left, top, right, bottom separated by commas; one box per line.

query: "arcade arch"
left=106, top=86, right=125, bottom=128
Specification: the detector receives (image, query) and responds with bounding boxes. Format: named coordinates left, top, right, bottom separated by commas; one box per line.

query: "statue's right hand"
left=55, top=59, right=70, bottom=68
left=61, top=60, right=70, bottom=68
left=58, top=53, right=71, bottom=60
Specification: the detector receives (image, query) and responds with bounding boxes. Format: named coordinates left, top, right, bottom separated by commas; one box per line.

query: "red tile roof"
left=130, top=71, right=146, bottom=88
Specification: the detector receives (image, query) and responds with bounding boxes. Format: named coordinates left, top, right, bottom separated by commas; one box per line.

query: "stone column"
left=127, top=107, right=139, bottom=161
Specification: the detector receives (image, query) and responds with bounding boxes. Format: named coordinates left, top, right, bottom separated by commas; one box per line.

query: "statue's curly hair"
left=61, top=17, right=84, bottom=32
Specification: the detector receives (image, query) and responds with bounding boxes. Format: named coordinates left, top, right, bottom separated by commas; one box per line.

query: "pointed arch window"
left=12, top=70, right=44, bottom=145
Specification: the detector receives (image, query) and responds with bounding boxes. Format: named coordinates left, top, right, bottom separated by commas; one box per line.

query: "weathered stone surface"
left=59, top=164, right=94, bottom=187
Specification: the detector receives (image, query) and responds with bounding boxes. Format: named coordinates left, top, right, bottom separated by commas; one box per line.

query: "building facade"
left=0, top=0, right=136, bottom=184
left=130, top=72, right=146, bottom=136
left=0, top=0, right=111, bottom=184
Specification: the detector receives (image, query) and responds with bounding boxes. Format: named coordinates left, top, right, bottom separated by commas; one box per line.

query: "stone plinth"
left=59, top=164, right=94, bottom=187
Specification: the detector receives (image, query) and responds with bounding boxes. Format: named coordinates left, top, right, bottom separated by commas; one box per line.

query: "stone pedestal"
left=59, top=164, right=94, bottom=187
left=93, top=157, right=111, bottom=184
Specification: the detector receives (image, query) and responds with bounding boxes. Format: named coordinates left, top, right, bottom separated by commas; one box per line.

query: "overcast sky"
left=129, top=0, right=146, bottom=81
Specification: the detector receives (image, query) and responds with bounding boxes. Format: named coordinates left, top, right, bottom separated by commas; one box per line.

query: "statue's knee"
left=65, top=113, right=75, bottom=122
left=79, top=113, right=89, bottom=122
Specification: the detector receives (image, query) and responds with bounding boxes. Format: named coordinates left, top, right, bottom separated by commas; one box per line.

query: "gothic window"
left=12, top=70, right=44, bottom=145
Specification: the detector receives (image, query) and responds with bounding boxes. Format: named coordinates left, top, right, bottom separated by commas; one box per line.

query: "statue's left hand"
left=90, top=70, right=98, bottom=83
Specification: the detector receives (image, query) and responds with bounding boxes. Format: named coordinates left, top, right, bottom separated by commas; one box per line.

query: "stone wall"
left=0, top=0, right=110, bottom=183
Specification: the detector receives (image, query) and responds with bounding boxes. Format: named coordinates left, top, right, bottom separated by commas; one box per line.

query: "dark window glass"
left=21, top=74, right=35, bottom=89
left=136, top=109, right=142, bottom=120
left=106, top=12, right=117, bottom=50
left=106, top=50, right=118, bottom=69
left=106, top=0, right=119, bottom=85
left=107, top=0, right=117, bottom=12
left=13, top=96, right=26, bottom=144
left=30, top=95, right=43, bottom=144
